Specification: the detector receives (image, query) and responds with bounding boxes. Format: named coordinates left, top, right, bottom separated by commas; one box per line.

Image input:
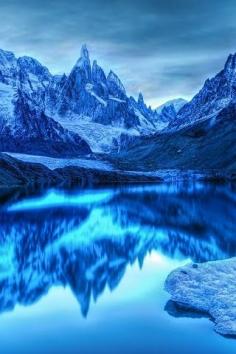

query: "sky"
left=0, top=0, right=236, bottom=107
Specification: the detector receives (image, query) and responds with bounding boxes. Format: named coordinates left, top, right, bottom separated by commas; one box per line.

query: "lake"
left=0, top=182, right=236, bottom=354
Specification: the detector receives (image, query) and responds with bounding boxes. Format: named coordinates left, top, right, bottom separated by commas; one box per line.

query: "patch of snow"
left=85, top=83, right=107, bottom=106
left=90, top=91, right=107, bottom=106
left=4, top=153, right=114, bottom=171
left=108, top=95, right=126, bottom=103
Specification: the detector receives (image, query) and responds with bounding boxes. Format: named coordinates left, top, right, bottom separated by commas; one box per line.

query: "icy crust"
left=165, top=258, right=236, bottom=336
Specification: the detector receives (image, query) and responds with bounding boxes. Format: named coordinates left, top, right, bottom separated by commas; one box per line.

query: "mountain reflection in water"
left=0, top=182, right=236, bottom=318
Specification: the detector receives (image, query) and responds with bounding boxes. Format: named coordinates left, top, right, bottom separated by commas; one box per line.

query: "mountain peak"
left=71, top=44, right=92, bottom=83
left=138, top=93, right=144, bottom=105
left=80, top=44, right=89, bottom=60
left=92, top=60, right=106, bottom=83
left=224, top=53, right=236, bottom=78
left=107, top=70, right=126, bottom=97
left=74, top=44, right=90, bottom=69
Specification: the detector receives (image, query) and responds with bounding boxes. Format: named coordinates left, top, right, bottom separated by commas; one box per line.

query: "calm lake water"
left=0, top=182, right=236, bottom=354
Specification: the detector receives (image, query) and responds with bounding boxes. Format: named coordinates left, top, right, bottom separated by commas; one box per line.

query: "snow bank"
left=165, top=258, right=236, bottom=336
left=5, top=153, right=114, bottom=171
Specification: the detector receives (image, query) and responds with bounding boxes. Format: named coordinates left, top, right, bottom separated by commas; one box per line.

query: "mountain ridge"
left=0, top=45, right=165, bottom=155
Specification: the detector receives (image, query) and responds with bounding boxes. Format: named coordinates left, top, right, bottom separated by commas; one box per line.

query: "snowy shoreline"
left=165, top=258, right=236, bottom=337
left=4, top=152, right=236, bottom=182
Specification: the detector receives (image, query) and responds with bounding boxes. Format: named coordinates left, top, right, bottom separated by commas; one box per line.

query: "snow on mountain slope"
left=58, top=119, right=140, bottom=153
left=0, top=82, right=15, bottom=127
left=175, top=53, right=236, bottom=127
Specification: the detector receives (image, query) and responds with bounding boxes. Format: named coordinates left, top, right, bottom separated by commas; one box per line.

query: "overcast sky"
left=0, top=0, right=236, bottom=106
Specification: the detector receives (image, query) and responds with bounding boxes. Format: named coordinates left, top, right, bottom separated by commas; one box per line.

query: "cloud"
left=0, top=0, right=236, bottom=106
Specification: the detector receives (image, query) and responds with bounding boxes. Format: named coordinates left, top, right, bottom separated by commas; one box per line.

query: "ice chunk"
left=165, top=257, right=236, bottom=336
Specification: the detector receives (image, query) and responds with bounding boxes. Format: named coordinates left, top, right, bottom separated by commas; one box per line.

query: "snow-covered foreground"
left=5, top=153, right=114, bottom=171
left=165, top=258, right=236, bottom=337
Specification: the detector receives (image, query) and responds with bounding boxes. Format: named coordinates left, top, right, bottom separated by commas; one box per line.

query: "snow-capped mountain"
left=1, top=45, right=236, bottom=160
left=50, top=45, right=159, bottom=152
left=151, top=98, right=187, bottom=128
left=155, top=98, right=187, bottom=115
left=175, top=53, right=236, bottom=127
left=0, top=46, right=163, bottom=155
left=53, top=45, right=156, bottom=131
left=0, top=49, right=91, bottom=156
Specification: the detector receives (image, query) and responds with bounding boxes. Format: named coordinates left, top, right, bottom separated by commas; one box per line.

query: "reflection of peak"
left=0, top=184, right=236, bottom=318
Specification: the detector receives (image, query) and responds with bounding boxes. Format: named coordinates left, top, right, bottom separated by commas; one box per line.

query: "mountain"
left=0, top=46, right=162, bottom=155
left=53, top=45, right=156, bottom=131
left=0, top=49, right=91, bottom=156
left=150, top=98, right=188, bottom=129
left=113, top=53, right=236, bottom=171
left=51, top=45, right=158, bottom=152
left=155, top=98, right=187, bottom=114
left=175, top=53, right=236, bottom=127
left=114, top=102, right=236, bottom=171
left=1, top=46, right=236, bottom=167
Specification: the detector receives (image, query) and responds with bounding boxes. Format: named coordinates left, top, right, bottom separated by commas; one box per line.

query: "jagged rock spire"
left=80, top=44, right=90, bottom=60
left=92, top=60, right=106, bottom=83
left=72, top=44, right=92, bottom=83
left=138, top=93, right=144, bottom=105
left=107, top=70, right=126, bottom=98
left=224, top=53, right=236, bottom=80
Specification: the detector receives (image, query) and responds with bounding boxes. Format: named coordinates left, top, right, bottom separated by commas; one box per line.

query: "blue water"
left=0, top=183, right=236, bottom=353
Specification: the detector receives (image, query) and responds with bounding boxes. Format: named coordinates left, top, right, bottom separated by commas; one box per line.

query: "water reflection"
left=0, top=183, right=236, bottom=318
